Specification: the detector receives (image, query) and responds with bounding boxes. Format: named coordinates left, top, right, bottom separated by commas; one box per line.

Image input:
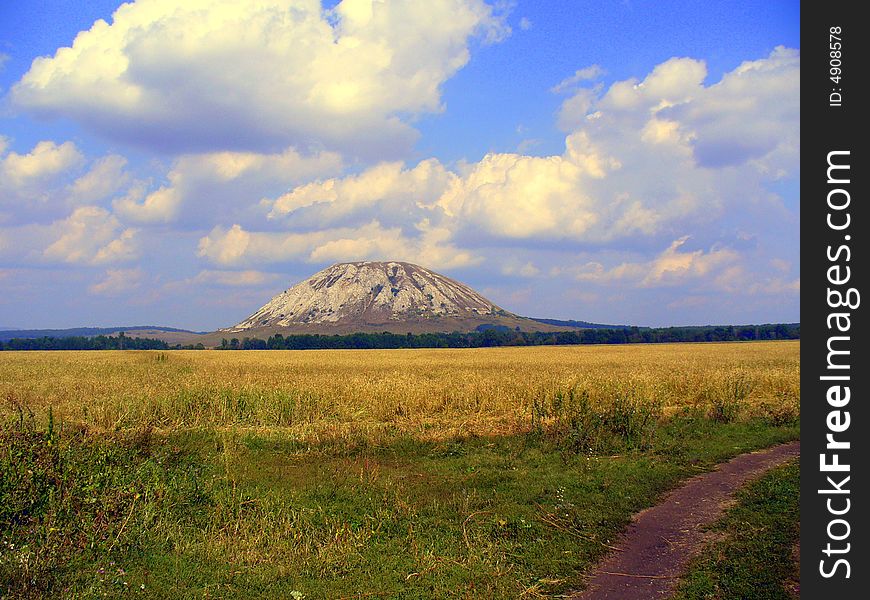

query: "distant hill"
left=2, top=265, right=799, bottom=350
left=529, top=318, right=633, bottom=330
left=218, top=261, right=567, bottom=340
left=0, top=326, right=202, bottom=343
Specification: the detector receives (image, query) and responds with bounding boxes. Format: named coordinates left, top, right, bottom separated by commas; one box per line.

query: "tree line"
left=0, top=323, right=799, bottom=351
left=218, top=323, right=800, bottom=350
left=0, top=332, right=170, bottom=351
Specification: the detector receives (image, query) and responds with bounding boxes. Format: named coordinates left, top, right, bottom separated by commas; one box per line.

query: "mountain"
left=529, top=318, right=634, bottom=330
left=0, top=325, right=202, bottom=343
left=222, top=261, right=562, bottom=336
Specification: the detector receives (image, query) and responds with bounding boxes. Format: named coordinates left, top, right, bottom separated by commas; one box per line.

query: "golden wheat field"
left=1, top=341, right=799, bottom=444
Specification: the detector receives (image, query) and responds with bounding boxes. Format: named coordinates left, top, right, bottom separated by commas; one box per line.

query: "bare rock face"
left=228, top=261, right=510, bottom=331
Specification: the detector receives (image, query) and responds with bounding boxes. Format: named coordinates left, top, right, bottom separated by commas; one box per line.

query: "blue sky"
left=0, top=0, right=799, bottom=329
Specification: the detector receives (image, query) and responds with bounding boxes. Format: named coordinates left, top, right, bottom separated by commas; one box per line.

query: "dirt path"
left=569, top=441, right=800, bottom=600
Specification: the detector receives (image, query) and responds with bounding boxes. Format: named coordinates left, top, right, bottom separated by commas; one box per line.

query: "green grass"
left=1, top=412, right=798, bottom=599
left=672, top=460, right=800, bottom=600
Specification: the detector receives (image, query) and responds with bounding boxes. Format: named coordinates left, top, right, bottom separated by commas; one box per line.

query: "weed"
left=0, top=410, right=211, bottom=598
left=532, top=385, right=661, bottom=455
left=708, top=374, right=752, bottom=423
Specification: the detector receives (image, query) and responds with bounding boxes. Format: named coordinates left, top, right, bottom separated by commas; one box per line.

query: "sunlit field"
left=1, top=341, right=799, bottom=442
left=1, top=341, right=799, bottom=598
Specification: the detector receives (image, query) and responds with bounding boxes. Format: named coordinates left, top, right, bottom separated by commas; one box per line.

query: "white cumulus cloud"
left=12, top=0, right=509, bottom=158
left=551, top=64, right=604, bottom=93
left=115, top=146, right=342, bottom=225
left=89, top=268, right=144, bottom=296
left=260, top=47, right=798, bottom=252
left=1, top=140, right=84, bottom=187
left=0, top=139, right=134, bottom=226
left=43, top=206, right=139, bottom=265
left=67, top=154, right=130, bottom=204
left=198, top=219, right=477, bottom=270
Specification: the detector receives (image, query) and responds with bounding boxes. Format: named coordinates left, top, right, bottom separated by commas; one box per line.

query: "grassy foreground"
left=0, top=342, right=799, bottom=598
left=673, top=460, right=800, bottom=600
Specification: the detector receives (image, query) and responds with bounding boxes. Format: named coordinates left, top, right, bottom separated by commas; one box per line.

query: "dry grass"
left=1, top=341, right=800, bottom=598
left=1, top=341, right=799, bottom=444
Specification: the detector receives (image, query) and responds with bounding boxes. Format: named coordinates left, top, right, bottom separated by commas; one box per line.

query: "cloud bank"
left=12, top=0, right=508, bottom=158
left=233, top=48, right=799, bottom=265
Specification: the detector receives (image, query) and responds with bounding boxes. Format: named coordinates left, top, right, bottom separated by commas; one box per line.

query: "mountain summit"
left=225, top=261, right=553, bottom=334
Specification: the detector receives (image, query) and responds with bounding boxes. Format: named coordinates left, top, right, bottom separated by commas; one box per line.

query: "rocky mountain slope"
left=222, top=261, right=555, bottom=335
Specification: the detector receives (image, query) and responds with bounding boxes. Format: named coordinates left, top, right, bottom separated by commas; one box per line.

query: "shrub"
left=533, top=385, right=661, bottom=455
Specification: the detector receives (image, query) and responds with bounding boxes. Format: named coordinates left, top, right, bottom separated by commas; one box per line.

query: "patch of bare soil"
left=569, top=441, right=801, bottom=600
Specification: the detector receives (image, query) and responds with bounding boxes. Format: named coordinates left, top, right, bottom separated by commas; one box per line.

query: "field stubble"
left=0, top=342, right=800, bottom=446
left=1, top=341, right=800, bottom=598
